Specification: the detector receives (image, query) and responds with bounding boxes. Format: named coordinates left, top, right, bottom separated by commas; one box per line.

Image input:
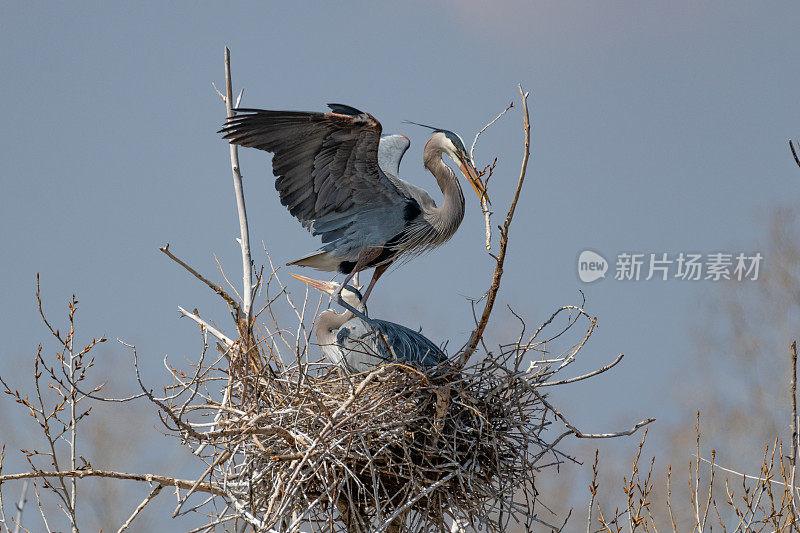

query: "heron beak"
left=457, top=156, right=491, bottom=206
left=289, top=273, right=339, bottom=296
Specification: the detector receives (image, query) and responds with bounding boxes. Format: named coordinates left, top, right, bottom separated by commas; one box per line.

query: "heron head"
left=289, top=274, right=365, bottom=312
left=407, top=122, right=490, bottom=205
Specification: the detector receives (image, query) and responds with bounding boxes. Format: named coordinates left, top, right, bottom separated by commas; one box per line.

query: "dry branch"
left=792, top=340, right=799, bottom=522
left=471, top=100, right=513, bottom=251
left=224, top=47, right=254, bottom=328
left=457, top=85, right=531, bottom=368
left=0, top=471, right=222, bottom=496
left=587, top=343, right=800, bottom=532
left=116, top=484, right=162, bottom=533
left=161, top=243, right=240, bottom=313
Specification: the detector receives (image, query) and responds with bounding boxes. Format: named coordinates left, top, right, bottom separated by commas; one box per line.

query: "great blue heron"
left=220, top=103, right=488, bottom=304
left=290, top=273, right=447, bottom=373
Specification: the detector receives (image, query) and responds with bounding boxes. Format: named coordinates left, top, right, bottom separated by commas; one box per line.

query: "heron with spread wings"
left=220, top=104, right=488, bottom=304
left=291, top=273, right=446, bottom=373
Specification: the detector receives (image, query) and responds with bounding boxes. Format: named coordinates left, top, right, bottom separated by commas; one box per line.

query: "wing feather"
left=335, top=317, right=446, bottom=373
left=372, top=319, right=447, bottom=367
left=220, top=108, right=412, bottom=250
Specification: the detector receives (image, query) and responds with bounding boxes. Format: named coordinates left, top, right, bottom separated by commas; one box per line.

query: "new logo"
left=578, top=250, right=608, bottom=283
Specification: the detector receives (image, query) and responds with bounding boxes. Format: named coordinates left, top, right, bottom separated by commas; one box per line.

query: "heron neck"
left=316, top=309, right=353, bottom=345
left=423, top=149, right=466, bottom=231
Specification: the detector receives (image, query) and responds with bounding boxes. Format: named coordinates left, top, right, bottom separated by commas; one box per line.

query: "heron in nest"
left=291, top=274, right=446, bottom=373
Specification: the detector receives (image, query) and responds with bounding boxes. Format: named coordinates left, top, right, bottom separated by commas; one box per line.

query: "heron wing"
left=220, top=108, right=411, bottom=246
left=326, top=104, right=412, bottom=182
left=334, top=317, right=446, bottom=372
left=370, top=319, right=447, bottom=367
left=325, top=103, right=365, bottom=116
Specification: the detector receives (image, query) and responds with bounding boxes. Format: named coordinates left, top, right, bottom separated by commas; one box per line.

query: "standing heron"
left=290, top=274, right=447, bottom=373
left=220, top=104, right=488, bottom=304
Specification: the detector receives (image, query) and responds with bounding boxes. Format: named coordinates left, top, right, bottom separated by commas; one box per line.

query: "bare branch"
left=531, top=386, right=654, bottom=439
left=0, top=471, right=223, bottom=496
left=792, top=340, right=798, bottom=521
left=117, top=484, right=163, bottom=533
left=160, top=244, right=240, bottom=313
left=12, top=480, right=28, bottom=533
left=457, top=85, right=530, bottom=367
left=538, top=353, right=625, bottom=387
left=695, top=455, right=799, bottom=489
left=470, top=101, right=512, bottom=251
left=470, top=100, right=514, bottom=161
left=222, top=47, right=254, bottom=324
left=177, top=306, right=235, bottom=348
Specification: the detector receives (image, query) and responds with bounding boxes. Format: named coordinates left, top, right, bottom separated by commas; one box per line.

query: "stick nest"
left=162, top=266, right=598, bottom=531
left=187, top=348, right=562, bottom=532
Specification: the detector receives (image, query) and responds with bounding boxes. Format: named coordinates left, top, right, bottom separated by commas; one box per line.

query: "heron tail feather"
left=287, top=250, right=340, bottom=271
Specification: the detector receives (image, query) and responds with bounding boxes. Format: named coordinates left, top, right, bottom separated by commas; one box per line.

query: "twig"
left=0, top=471, right=223, bottom=496
left=792, top=340, right=798, bottom=522
left=693, top=413, right=701, bottom=531
left=666, top=465, right=677, bottom=532
left=695, top=454, right=800, bottom=490
left=471, top=102, right=512, bottom=251
left=160, top=244, right=241, bottom=313
left=173, top=449, right=234, bottom=517
left=470, top=101, right=514, bottom=161
left=117, top=484, right=163, bottom=533
left=194, top=384, right=231, bottom=456
left=0, top=445, right=5, bottom=529
left=587, top=450, right=598, bottom=533
left=374, top=470, right=459, bottom=533
left=481, top=198, right=493, bottom=250
left=456, top=85, right=531, bottom=368
left=32, top=483, right=50, bottom=533
left=223, top=47, right=254, bottom=325
left=177, top=306, right=235, bottom=348
left=538, top=353, right=625, bottom=387
left=12, top=480, right=28, bottom=533
left=531, top=386, right=654, bottom=438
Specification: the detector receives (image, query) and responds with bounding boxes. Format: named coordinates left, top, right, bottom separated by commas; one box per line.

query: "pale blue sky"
left=1, top=1, right=799, bottom=487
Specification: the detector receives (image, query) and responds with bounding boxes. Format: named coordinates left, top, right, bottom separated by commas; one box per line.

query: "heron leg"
left=334, top=248, right=383, bottom=301
left=360, top=263, right=389, bottom=305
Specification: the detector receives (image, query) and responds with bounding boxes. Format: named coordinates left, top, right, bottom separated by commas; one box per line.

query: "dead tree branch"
left=116, top=485, right=163, bottom=533
left=471, top=101, right=513, bottom=251
left=531, top=386, right=654, bottom=439
left=160, top=243, right=240, bottom=313
left=791, top=340, right=798, bottom=521
left=457, top=85, right=531, bottom=368
left=539, top=353, right=626, bottom=387
left=224, top=47, right=255, bottom=332
left=0, top=471, right=222, bottom=496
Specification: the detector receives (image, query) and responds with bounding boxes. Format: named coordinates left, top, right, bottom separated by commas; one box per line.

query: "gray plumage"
left=311, top=283, right=447, bottom=373
left=220, top=103, right=487, bottom=303
left=377, top=133, right=410, bottom=179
